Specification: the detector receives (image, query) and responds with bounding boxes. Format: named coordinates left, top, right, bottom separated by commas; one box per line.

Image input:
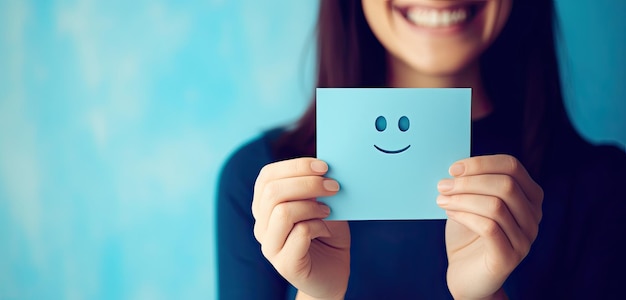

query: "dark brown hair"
left=273, top=0, right=575, bottom=178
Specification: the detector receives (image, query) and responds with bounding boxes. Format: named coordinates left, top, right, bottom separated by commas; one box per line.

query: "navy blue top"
left=217, top=112, right=626, bottom=299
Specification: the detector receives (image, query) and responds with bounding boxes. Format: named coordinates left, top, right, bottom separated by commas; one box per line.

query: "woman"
left=218, top=0, right=626, bottom=299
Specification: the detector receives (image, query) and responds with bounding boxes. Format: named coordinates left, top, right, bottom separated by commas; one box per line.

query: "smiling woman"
left=216, top=0, right=626, bottom=299
left=1, top=0, right=622, bottom=299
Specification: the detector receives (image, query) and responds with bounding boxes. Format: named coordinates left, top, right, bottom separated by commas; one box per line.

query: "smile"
left=374, top=144, right=411, bottom=154
left=392, top=2, right=485, bottom=29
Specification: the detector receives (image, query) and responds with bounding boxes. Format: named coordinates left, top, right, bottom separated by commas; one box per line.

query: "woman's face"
left=362, top=0, right=512, bottom=77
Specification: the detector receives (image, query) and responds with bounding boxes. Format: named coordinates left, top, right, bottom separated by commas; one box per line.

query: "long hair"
left=273, top=0, right=576, bottom=178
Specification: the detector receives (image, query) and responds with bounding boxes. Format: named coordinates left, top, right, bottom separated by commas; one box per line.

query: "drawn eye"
left=375, top=116, right=387, bottom=132
left=398, top=116, right=410, bottom=132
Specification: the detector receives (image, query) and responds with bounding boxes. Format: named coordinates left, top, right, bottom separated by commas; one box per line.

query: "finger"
left=255, top=158, right=328, bottom=192
left=437, top=194, right=533, bottom=249
left=445, top=211, right=522, bottom=274
left=253, top=176, right=339, bottom=238
left=253, top=158, right=329, bottom=214
left=449, top=155, right=544, bottom=205
left=256, top=176, right=338, bottom=220
left=259, top=201, right=331, bottom=256
left=272, top=219, right=331, bottom=277
left=438, top=174, right=540, bottom=230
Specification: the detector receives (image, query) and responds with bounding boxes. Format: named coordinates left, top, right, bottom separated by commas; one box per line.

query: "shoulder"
left=545, top=139, right=626, bottom=219
left=575, top=142, right=626, bottom=205
left=218, top=127, right=285, bottom=191
left=578, top=143, right=626, bottom=176
left=540, top=131, right=626, bottom=208
left=567, top=139, right=626, bottom=183
left=542, top=124, right=626, bottom=182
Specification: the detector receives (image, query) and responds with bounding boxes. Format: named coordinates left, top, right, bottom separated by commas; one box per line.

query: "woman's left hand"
left=437, top=154, right=543, bottom=300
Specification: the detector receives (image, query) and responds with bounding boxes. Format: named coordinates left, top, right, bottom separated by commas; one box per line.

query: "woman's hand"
left=252, top=157, right=350, bottom=300
left=437, top=155, right=543, bottom=300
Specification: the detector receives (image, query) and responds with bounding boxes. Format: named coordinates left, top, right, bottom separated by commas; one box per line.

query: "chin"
left=390, top=48, right=483, bottom=79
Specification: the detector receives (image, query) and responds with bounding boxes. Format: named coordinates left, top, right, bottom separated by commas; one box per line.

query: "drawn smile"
left=374, top=144, right=411, bottom=154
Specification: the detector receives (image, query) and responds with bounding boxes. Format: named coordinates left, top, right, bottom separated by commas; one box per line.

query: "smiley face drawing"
left=316, top=87, right=471, bottom=220
left=374, top=115, right=411, bottom=154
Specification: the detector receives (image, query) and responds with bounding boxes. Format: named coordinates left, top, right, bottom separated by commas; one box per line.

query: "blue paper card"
left=316, top=88, right=471, bottom=220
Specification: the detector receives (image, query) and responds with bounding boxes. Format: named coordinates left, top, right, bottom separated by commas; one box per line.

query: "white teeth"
left=407, top=7, right=469, bottom=28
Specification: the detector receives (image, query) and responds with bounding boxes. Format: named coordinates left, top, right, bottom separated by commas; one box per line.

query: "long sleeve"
left=561, top=145, right=626, bottom=298
left=216, top=135, right=288, bottom=299
left=504, top=144, right=626, bottom=299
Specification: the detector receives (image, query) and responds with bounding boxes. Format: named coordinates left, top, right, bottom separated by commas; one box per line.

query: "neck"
left=387, top=57, right=492, bottom=120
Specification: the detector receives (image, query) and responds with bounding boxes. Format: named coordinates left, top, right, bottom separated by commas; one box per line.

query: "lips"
left=392, top=1, right=485, bottom=29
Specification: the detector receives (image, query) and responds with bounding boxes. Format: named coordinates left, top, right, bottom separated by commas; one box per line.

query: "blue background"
left=0, top=1, right=623, bottom=299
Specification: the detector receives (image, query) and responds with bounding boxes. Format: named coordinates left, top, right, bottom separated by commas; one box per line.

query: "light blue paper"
left=316, top=88, right=471, bottom=220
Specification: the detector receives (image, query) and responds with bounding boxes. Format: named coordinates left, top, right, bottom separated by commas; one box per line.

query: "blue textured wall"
left=0, top=1, right=316, bottom=299
left=0, top=1, right=623, bottom=299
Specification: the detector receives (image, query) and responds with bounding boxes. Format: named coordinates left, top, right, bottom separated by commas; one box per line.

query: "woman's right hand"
left=252, top=157, right=350, bottom=300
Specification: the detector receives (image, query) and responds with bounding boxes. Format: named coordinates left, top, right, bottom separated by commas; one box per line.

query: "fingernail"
left=319, top=204, right=331, bottom=214
left=311, top=160, right=328, bottom=173
left=323, top=179, right=340, bottom=192
left=436, top=195, right=449, bottom=205
left=449, top=163, right=465, bottom=176
left=437, top=179, right=454, bottom=192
